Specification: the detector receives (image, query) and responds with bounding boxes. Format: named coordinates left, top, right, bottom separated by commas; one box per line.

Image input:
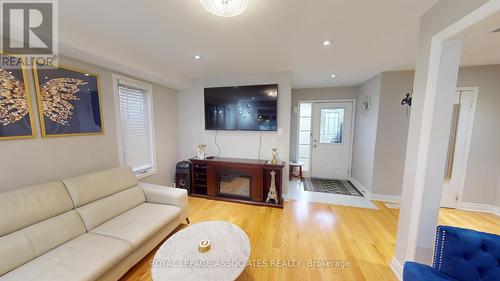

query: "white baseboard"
left=370, top=193, right=401, bottom=203
left=390, top=257, right=403, bottom=281
left=457, top=202, right=500, bottom=216
left=348, top=178, right=402, bottom=203
left=349, top=177, right=371, bottom=197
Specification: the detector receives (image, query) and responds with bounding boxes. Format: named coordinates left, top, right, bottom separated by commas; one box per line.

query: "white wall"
left=289, top=86, right=358, bottom=161
left=351, top=74, right=381, bottom=191
left=0, top=56, right=179, bottom=192
left=177, top=72, right=292, bottom=194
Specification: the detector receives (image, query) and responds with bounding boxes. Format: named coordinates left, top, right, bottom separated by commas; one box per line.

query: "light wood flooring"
left=120, top=197, right=500, bottom=281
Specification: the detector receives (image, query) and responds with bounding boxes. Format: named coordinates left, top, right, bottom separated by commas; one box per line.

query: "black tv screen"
left=204, top=84, right=278, bottom=131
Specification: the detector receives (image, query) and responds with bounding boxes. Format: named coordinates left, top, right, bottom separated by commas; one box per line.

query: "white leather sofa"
left=0, top=167, right=188, bottom=281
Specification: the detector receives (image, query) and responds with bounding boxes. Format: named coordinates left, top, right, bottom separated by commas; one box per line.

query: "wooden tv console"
left=189, top=157, right=284, bottom=208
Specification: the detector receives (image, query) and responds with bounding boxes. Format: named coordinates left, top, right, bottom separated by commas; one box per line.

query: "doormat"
left=303, top=178, right=363, bottom=197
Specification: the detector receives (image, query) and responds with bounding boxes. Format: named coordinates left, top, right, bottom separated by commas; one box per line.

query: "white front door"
left=311, top=102, right=353, bottom=179
left=441, top=89, right=477, bottom=208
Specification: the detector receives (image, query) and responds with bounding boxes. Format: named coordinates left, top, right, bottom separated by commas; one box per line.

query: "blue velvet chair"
left=403, top=226, right=500, bottom=281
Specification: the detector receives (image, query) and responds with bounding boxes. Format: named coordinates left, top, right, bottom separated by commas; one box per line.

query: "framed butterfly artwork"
left=33, top=65, right=104, bottom=137
left=0, top=55, right=36, bottom=140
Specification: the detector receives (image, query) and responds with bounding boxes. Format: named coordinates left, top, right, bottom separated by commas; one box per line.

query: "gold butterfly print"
left=40, top=78, right=87, bottom=125
left=1, top=69, right=87, bottom=127
left=0, top=69, right=29, bottom=126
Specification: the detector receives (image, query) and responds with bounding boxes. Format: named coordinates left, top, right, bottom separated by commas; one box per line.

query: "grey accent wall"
left=456, top=65, right=500, bottom=206
left=351, top=74, right=381, bottom=191
left=289, top=86, right=358, bottom=161
left=142, top=84, right=179, bottom=187
left=0, top=56, right=178, bottom=192
left=371, top=71, right=414, bottom=196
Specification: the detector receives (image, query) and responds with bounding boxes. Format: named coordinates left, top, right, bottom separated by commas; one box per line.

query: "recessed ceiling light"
left=194, top=55, right=201, bottom=60
left=322, top=40, right=332, bottom=46
left=330, top=74, right=336, bottom=78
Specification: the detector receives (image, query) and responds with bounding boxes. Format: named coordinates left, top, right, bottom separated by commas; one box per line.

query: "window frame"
left=112, top=74, right=158, bottom=179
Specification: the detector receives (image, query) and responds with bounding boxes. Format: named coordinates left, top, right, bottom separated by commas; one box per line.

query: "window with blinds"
left=116, top=78, right=156, bottom=176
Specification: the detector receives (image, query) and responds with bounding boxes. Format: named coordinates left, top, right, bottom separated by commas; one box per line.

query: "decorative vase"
left=271, top=148, right=278, bottom=165
left=197, top=144, right=207, bottom=159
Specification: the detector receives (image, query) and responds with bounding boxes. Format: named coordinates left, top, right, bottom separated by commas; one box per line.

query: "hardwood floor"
left=120, top=197, right=500, bottom=281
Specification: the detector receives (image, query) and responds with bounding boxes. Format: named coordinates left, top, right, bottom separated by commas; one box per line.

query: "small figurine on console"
left=197, top=144, right=207, bottom=159
left=271, top=148, right=278, bottom=165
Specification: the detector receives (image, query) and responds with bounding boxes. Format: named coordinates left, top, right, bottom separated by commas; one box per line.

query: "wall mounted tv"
left=204, top=84, right=278, bottom=131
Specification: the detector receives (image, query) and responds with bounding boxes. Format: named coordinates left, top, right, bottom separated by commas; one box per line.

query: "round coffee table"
left=151, top=221, right=250, bottom=281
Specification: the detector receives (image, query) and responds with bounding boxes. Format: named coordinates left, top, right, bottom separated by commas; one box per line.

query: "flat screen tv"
left=204, top=84, right=278, bottom=131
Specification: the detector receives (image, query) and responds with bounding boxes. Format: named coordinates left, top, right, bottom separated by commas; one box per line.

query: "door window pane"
left=297, top=103, right=312, bottom=169
left=299, top=117, right=311, bottom=131
left=299, top=131, right=310, bottom=145
left=300, top=103, right=312, bottom=117
left=298, top=144, right=310, bottom=158
left=319, top=108, right=344, bottom=144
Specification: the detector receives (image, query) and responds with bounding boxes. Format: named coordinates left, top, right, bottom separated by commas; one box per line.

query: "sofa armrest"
left=433, top=225, right=500, bottom=281
left=139, top=182, right=188, bottom=222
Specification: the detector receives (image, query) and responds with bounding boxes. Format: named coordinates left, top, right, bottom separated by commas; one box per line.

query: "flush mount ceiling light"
left=322, top=40, right=332, bottom=46
left=330, top=74, right=337, bottom=78
left=200, top=0, right=248, bottom=17
left=194, top=55, right=201, bottom=60
left=492, top=27, right=500, bottom=33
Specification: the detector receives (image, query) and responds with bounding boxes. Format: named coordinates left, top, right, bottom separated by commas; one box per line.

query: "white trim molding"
left=349, top=177, right=370, bottom=197
left=390, top=257, right=403, bottom=281
left=457, top=202, right=500, bottom=216
left=349, top=177, right=403, bottom=204
left=370, top=193, right=401, bottom=204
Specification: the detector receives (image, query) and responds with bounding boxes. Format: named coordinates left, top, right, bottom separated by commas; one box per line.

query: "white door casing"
left=441, top=88, right=478, bottom=208
left=311, top=102, right=354, bottom=179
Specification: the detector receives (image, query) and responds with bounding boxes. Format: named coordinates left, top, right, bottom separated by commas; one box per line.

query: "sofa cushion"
left=0, top=233, right=132, bottom=281
left=63, top=167, right=138, bottom=208
left=76, top=186, right=146, bottom=231
left=90, top=203, right=181, bottom=248
left=403, top=262, right=454, bottom=281
left=0, top=181, right=73, bottom=237
left=0, top=210, right=86, bottom=276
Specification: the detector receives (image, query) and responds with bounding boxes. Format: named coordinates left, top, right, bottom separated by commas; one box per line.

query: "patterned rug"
left=303, top=178, right=363, bottom=197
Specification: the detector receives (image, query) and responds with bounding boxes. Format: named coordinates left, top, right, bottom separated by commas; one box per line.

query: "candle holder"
left=198, top=239, right=211, bottom=253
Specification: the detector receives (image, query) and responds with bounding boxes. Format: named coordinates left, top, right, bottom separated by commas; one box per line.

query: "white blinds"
left=117, top=81, right=154, bottom=174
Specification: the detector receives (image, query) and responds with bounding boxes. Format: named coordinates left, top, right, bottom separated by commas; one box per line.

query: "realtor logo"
left=0, top=0, right=58, bottom=68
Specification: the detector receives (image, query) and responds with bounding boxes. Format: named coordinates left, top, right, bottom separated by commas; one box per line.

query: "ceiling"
left=58, top=0, right=439, bottom=89
left=456, top=11, right=500, bottom=67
